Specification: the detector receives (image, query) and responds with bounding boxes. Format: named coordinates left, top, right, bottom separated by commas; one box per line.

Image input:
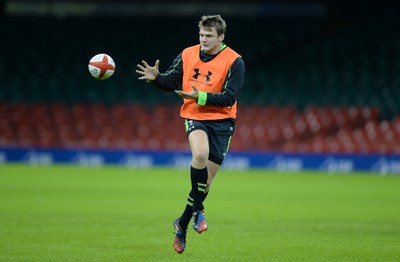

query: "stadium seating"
left=1, top=103, right=399, bottom=154
left=1, top=12, right=400, bottom=154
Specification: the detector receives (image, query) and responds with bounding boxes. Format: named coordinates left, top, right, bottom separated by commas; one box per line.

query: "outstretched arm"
left=136, top=55, right=183, bottom=92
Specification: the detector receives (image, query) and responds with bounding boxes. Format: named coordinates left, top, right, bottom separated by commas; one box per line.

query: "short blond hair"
left=198, top=15, right=226, bottom=36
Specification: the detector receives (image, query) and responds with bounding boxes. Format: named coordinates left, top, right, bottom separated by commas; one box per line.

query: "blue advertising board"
left=0, top=147, right=399, bottom=174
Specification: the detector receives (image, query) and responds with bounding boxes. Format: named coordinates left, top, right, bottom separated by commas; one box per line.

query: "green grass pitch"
left=0, top=164, right=399, bottom=261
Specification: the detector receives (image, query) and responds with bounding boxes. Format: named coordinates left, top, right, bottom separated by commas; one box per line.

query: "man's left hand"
left=175, top=85, right=199, bottom=99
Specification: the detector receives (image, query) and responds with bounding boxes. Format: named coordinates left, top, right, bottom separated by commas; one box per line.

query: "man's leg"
left=179, top=130, right=209, bottom=231
left=173, top=130, right=209, bottom=253
left=178, top=160, right=220, bottom=230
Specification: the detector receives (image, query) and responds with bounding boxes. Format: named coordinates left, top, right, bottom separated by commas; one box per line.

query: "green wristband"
left=197, top=91, right=207, bottom=105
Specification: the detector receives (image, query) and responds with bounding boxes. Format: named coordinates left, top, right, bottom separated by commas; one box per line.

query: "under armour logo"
left=193, top=68, right=212, bottom=82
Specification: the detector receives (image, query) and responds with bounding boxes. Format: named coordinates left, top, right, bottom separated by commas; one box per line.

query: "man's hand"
left=175, top=85, right=199, bottom=99
left=136, top=60, right=160, bottom=81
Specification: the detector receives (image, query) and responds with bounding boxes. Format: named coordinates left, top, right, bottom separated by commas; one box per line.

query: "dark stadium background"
left=1, top=0, right=399, bottom=173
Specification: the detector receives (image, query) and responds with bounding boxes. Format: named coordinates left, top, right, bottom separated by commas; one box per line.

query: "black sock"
left=190, top=166, right=208, bottom=212
left=178, top=167, right=208, bottom=229
left=178, top=194, right=194, bottom=229
left=179, top=191, right=210, bottom=229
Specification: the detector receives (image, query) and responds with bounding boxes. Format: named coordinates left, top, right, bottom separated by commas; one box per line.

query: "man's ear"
left=219, top=34, right=225, bottom=42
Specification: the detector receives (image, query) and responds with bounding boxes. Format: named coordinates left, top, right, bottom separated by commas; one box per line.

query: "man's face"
left=199, top=26, right=224, bottom=55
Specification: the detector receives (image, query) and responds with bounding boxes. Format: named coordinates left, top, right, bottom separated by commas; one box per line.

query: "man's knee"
left=192, top=150, right=208, bottom=167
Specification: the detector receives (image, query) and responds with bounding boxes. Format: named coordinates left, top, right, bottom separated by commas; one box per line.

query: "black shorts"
left=184, top=118, right=235, bottom=165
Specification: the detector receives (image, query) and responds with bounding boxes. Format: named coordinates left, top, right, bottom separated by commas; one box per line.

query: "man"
left=136, top=15, right=245, bottom=254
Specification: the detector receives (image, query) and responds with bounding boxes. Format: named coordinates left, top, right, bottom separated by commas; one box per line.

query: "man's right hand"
left=136, top=60, right=160, bottom=81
